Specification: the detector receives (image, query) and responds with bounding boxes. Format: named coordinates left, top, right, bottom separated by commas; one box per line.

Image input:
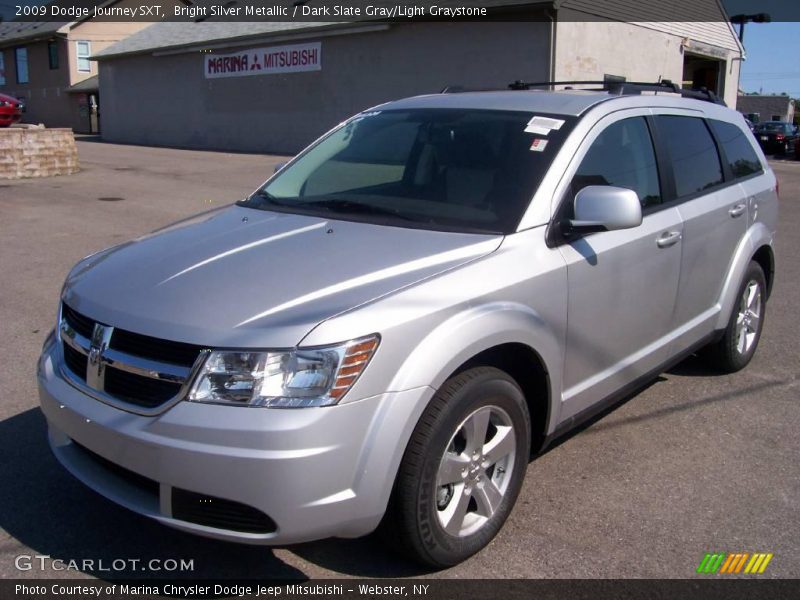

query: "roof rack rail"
left=505, top=79, right=726, bottom=106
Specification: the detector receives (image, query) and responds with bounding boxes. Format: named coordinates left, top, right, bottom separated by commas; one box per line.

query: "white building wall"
left=554, top=10, right=742, bottom=107
left=560, top=0, right=742, bottom=52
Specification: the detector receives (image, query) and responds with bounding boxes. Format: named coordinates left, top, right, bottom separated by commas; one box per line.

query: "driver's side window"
left=567, top=117, right=662, bottom=217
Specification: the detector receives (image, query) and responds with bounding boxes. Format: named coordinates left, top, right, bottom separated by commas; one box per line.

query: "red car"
left=0, top=92, right=23, bottom=127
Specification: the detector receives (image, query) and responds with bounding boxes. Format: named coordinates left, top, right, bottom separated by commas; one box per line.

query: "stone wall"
left=0, top=128, right=79, bottom=179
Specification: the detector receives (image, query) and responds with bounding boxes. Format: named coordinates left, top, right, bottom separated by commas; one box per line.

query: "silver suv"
left=38, top=83, right=777, bottom=567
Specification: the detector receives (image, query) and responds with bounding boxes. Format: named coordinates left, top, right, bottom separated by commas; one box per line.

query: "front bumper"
left=37, top=341, right=432, bottom=544
left=0, top=110, right=21, bottom=126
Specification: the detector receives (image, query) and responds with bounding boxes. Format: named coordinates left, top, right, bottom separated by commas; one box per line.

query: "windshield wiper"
left=300, top=198, right=416, bottom=221
left=245, top=189, right=296, bottom=207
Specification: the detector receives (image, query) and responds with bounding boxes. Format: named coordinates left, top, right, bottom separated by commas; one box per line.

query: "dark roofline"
left=66, top=74, right=99, bottom=93
left=0, top=24, right=68, bottom=50
left=61, top=0, right=195, bottom=29
left=0, top=0, right=176, bottom=49
left=93, top=22, right=383, bottom=61
left=736, top=94, right=794, bottom=100
left=92, top=1, right=555, bottom=60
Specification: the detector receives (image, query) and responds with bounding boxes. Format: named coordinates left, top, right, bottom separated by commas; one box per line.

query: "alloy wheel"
left=435, top=405, right=516, bottom=537
left=735, top=280, right=762, bottom=355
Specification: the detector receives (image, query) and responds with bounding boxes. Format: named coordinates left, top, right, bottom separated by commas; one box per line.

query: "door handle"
left=656, top=231, right=682, bottom=248
left=729, top=203, right=746, bottom=218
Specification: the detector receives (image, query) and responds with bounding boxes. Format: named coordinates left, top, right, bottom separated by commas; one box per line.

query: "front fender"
left=388, top=301, right=563, bottom=435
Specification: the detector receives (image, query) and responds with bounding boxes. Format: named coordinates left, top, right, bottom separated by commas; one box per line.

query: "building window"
left=76, top=41, right=91, bottom=72
left=0, top=53, right=5, bottom=86
left=48, top=41, right=59, bottom=70
left=15, top=47, right=29, bottom=84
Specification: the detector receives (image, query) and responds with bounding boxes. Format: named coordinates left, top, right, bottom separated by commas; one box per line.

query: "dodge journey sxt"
left=38, top=82, right=777, bottom=566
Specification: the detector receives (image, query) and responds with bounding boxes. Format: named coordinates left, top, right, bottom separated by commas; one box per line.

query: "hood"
left=63, top=205, right=502, bottom=348
left=0, top=93, right=21, bottom=106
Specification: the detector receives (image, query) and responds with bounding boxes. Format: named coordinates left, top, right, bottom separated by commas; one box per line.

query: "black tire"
left=383, top=366, right=531, bottom=567
left=703, top=261, right=767, bottom=373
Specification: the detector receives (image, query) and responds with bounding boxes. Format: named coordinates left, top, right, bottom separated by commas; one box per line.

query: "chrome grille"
left=62, top=304, right=94, bottom=339
left=105, top=368, right=182, bottom=408
left=59, top=303, right=207, bottom=414
left=62, top=342, right=88, bottom=380
left=110, top=328, right=201, bottom=368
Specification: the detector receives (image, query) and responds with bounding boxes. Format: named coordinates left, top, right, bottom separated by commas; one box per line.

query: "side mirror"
left=565, top=185, right=642, bottom=234
left=273, top=161, right=288, bottom=173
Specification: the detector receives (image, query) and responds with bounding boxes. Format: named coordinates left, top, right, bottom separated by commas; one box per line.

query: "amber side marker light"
left=329, top=336, right=380, bottom=401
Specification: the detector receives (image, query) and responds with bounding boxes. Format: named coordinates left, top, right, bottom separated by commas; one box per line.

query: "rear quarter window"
left=709, top=119, right=763, bottom=179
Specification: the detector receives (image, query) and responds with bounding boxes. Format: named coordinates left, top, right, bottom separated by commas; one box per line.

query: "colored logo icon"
left=697, top=552, right=773, bottom=574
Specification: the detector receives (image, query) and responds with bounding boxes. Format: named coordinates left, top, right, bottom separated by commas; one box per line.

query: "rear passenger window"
left=709, top=119, right=763, bottom=179
left=657, top=116, right=723, bottom=197
left=571, top=117, right=661, bottom=208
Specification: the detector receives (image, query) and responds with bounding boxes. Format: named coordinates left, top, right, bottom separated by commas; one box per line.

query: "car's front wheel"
left=384, top=367, right=531, bottom=567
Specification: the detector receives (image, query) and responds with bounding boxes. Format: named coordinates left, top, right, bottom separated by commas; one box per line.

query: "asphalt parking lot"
left=0, top=139, right=797, bottom=580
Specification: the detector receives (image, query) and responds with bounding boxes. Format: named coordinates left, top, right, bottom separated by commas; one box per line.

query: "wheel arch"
left=752, top=243, right=775, bottom=300
left=453, top=343, right=551, bottom=452
left=715, top=223, right=775, bottom=331
left=387, top=302, right=563, bottom=447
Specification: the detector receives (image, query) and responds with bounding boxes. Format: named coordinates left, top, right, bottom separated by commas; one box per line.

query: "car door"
left=652, top=115, right=749, bottom=352
left=554, top=113, right=684, bottom=422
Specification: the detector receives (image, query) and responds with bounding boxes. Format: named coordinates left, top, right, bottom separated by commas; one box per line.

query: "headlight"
left=187, top=334, right=379, bottom=408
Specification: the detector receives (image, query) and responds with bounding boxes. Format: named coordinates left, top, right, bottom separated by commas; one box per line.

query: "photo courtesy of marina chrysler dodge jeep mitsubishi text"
left=38, top=80, right=777, bottom=566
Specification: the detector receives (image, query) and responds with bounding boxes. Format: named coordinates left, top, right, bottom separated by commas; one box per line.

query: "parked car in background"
left=743, top=117, right=755, bottom=132
left=753, top=121, right=798, bottom=155
left=0, top=93, right=23, bottom=127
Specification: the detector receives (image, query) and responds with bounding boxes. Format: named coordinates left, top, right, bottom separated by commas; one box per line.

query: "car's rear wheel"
left=703, top=261, right=766, bottom=373
left=383, top=367, right=530, bottom=567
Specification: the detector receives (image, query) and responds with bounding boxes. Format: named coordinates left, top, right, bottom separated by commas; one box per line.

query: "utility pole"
left=730, top=13, right=772, bottom=44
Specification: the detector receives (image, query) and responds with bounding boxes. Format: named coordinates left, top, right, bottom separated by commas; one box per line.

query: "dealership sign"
left=204, top=42, right=321, bottom=79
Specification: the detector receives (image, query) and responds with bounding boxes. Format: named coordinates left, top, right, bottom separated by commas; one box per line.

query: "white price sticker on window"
left=525, top=116, right=565, bottom=135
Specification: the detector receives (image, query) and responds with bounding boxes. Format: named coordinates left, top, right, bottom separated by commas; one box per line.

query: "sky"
left=722, top=0, right=800, bottom=97
left=734, top=22, right=800, bottom=97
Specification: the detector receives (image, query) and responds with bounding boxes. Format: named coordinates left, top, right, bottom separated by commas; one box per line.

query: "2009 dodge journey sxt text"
left=38, top=83, right=777, bottom=566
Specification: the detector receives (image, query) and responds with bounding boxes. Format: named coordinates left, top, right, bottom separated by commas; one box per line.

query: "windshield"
left=239, top=109, right=574, bottom=234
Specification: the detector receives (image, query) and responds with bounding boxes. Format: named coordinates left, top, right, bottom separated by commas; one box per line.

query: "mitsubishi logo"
left=86, top=323, right=114, bottom=392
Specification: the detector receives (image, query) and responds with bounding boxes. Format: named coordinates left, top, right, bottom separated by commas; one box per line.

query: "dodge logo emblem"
left=86, top=323, right=113, bottom=392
